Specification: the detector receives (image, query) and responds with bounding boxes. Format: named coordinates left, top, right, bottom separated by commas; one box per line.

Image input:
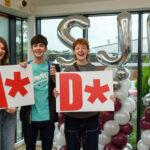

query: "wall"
left=33, top=0, right=150, bottom=17
left=0, top=0, right=150, bottom=18
left=0, top=0, right=31, bottom=17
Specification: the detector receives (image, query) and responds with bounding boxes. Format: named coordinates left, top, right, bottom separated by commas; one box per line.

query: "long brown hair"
left=0, top=37, right=9, bottom=65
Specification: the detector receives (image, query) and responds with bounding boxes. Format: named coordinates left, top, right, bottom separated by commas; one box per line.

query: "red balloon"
left=59, top=145, right=67, bottom=150
left=120, top=122, right=133, bottom=135
left=144, top=107, right=150, bottom=121
left=114, top=98, right=122, bottom=112
left=99, top=111, right=114, bottom=123
left=104, top=143, right=119, bottom=150
left=112, top=132, right=127, bottom=148
left=140, top=117, right=150, bottom=130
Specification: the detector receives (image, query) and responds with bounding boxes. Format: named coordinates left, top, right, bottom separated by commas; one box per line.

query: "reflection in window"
left=0, top=15, right=8, bottom=43
left=16, top=18, right=28, bottom=142
left=16, top=19, right=28, bottom=64
left=143, top=13, right=149, bottom=61
left=16, top=19, right=22, bottom=63
left=23, top=20, right=28, bottom=61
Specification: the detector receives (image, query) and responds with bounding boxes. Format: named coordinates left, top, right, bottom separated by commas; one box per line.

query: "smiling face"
left=0, top=42, right=6, bottom=62
left=73, top=44, right=89, bottom=63
left=31, top=43, right=47, bottom=59
left=73, top=38, right=90, bottom=64
left=0, top=37, right=9, bottom=65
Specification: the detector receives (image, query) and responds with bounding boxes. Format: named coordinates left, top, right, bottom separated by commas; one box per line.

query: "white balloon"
left=148, top=77, right=150, bottom=86
left=114, top=110, right=130, bottom=125
left=103, top=120, right=120, bottom=136
left=116, top=89, right=128, bottom=101
left=98, top=144, right=104, bottom=150
left=55, top=132, right=66, bottom=146
left=121, top=79, right=131, bottom=90
left=137, top=140, right=149, bottom=150
left=60, top=123, right=65, bottom=135
left=121, top=98, right=136, bottom=112
left=141, top=130, right=150, bottom=147
left=99, top=133, right=111, bottom=145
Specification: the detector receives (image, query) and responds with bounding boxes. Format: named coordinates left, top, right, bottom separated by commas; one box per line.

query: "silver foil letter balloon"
left=57, top=15, right=90, bottom=49
left=56, top=15, right=90, bottom=65
left=96, top=12, right=132, bottom=66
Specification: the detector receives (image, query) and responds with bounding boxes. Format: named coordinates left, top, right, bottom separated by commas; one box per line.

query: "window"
left=41, top=18, right=83, bottom=62
left=88, top=14, right=138, bottom=66
left=16, top=18, right=28, bottom=63
left=0, top=14, right=9, bottom=43
left=16, top=18, right=28, bottom=141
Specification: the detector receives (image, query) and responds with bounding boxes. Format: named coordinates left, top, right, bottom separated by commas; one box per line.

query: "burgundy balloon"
left=120, top=122, right=133, bottom=135
left=144, top=107, right=150, bottom=121
left=140, top=117, right=150, bottom=130
left=99, top=111, right=114, bottom=123
left=58, top=113, right=65, bottom=123
left=112, top=132, right=128, bottom=148
left=104, top=143, right=119, bottom=150
left=114, top=98, right=122, bottom=112
left=59, top=145, right=67, bottom=150
left=58, top=122, right=63, bottom=130
left=99, top=121, right=104, bottom=130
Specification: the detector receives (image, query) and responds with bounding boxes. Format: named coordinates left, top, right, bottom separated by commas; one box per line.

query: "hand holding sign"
left=0, top=64, right=34, bottom=109
left=56, top=71, right=114, bottom=112
left=5, top=107, right=17, bottom=114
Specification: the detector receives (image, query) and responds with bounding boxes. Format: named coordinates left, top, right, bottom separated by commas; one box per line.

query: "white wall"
left=0, top=0, right=150, bottom=18
left=33, top=0, right=150, bottom=17
left=0, top=0, right=31, bottom=17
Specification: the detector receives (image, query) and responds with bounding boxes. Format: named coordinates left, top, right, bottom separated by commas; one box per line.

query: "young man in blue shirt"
left=20, top=34, right=58, bottom=150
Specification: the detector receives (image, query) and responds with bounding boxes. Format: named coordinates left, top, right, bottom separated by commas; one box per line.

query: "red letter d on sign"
left=60, top=73, right=83, bottom=111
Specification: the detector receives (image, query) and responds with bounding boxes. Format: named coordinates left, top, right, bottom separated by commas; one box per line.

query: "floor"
left=15, top=145, right=57, bottom=150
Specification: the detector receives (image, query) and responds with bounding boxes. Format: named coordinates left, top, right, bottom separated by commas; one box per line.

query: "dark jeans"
left=22, top=121, right=55, bottom=150
left=0, top=110, right=16, bottom=150
left=65, top=115, right=99, bottom=150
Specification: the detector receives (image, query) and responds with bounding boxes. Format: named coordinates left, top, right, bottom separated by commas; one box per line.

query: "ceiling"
left=29, top=0, right=110, bottom=6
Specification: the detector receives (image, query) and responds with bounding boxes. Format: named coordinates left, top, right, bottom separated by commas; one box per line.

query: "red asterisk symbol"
left=5, top=72, right=30, bottom=97
left=84, top=79, right=110, bottom=103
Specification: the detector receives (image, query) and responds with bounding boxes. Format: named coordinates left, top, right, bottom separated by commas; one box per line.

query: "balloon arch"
left=53, top=12, right=150, bottom=150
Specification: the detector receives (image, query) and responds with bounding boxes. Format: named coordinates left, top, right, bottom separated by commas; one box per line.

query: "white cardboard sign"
left=0, top=64, right=34, bottom=108
left=56, top=71, right=114, bottom=112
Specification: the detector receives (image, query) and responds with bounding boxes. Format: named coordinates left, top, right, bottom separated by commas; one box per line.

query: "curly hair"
left=0, top=37, right=9, bottom=65
left=31, top=34, right=48, bottom=48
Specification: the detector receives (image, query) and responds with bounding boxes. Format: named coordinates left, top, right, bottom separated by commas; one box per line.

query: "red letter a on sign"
left=60, top=73, right=82, bottom=111
left=0, top=73, right=8, bottom=108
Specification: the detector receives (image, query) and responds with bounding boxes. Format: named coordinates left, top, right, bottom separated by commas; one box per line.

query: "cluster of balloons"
left=137, top=13, right=150, bottom=150
left=97, top=12, right=136, bottom=150
left=55, top=10, right=137, bottom=149
left=98, top=67, right=136, bottom=150
left=54, top=113, right=66, bottom=150
left=137, top=78, right=150, bottom=150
